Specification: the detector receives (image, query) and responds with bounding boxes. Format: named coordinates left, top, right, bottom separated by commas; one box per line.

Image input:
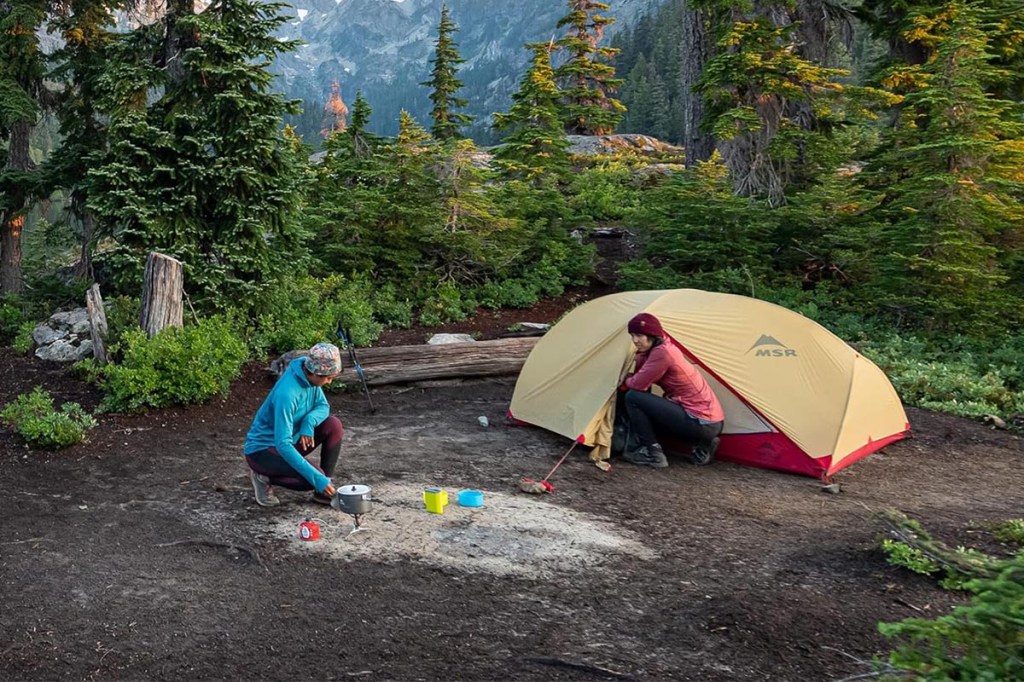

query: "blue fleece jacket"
left=244, top=357, right=332, bottom=492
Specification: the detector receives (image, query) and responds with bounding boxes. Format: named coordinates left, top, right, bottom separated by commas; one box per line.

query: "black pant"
left=624, top=389, right=722, bottom=448
left=246, top=416, right=344, bottom=491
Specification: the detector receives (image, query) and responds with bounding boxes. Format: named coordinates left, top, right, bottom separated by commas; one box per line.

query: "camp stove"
left=331, top=484, right=373, bottom=534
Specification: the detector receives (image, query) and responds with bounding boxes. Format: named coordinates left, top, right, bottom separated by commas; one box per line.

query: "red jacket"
left=625, top=342, right=725, bottom=423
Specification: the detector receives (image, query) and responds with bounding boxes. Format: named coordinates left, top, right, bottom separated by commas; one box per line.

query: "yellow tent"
left=509, top=289, right=909, bottom=479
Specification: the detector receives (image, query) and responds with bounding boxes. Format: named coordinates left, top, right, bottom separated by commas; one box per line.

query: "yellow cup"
left=424, top=487, right=445, bottom=514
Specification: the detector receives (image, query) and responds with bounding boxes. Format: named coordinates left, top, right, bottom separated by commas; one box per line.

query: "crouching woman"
left=243, top=343, right=345, bottom=506
left=621, top=313, right=724, bottom=468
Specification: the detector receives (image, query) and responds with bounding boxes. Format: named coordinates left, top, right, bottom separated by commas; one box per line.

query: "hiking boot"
left=311, top=491, right=333, bottom=506
left=249, top=470, right=280, bottom=507
left=623, top=444, right=669, bottom=469
left=691, top=436, right=721, bottom=466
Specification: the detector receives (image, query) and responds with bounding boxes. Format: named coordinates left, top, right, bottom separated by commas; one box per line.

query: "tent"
left=509, top=289, right=910, bottom=479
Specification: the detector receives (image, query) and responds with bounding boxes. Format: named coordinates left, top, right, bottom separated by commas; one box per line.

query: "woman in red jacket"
left=621, top=312, right=725, bottom=468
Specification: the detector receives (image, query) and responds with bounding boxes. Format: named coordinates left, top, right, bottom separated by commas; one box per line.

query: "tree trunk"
left=73, top=212, right=97, bottom=280
left=86, top=284, right=109, bottom=365
left=330, top=337, right=540, bottom=386
left=164, top=0, right=197, bottom=88
left=0, top=120, right=31, bottom=294
left=139, top=252, right=184, bottom=337
left=679, top=2, right=715, bottom=166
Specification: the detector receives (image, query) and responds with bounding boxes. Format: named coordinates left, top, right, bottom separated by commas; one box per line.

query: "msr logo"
left=748, top=334, right=798, bottom=357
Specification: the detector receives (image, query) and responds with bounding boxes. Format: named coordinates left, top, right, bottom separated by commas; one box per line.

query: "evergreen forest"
left=1, top=0, right=1021, bottom=412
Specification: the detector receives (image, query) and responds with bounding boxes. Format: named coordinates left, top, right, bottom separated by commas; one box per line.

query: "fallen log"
left=330, top=337, right=540, bottom=386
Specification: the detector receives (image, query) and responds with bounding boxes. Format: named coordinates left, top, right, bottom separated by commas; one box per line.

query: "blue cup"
left=458, top=489, right=484, bottom=507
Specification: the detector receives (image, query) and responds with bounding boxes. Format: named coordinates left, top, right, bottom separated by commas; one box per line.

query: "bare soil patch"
left=2, top=262, right=1022, bottom=680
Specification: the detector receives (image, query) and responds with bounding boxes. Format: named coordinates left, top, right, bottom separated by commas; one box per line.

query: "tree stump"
left=85, top=283, right=109, bottom=365
left=139, top=252, right=184, bottom=337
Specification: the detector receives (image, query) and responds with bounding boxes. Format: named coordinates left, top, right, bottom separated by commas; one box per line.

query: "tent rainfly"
left=509, top=290, right=910, bottom=479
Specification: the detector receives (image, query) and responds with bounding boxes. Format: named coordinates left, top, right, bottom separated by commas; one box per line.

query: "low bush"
left=993, top=519, right=1024, bottom=547
left=0, top=295, right=28, bottom=345
left=879, top=554, right=1024, bottom=680
left=12, top=321, right=36, bottom=354
left=90, top=315, right=248, bottom=412
left=0, top=387, right=97, bottom=449
left=566, top=162, right=643, bottom=222
left=248, top=274, right=383, bottom=356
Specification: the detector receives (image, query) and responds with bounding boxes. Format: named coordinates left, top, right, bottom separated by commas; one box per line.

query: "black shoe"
left=623, top=444, right=669, bottom=469
left=311, top=491, right=333, bottom=506
left=691, top=437, right=720, bottom=466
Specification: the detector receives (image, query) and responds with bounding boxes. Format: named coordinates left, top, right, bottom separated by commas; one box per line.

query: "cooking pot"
left=332, top=484, right=372, bottom=515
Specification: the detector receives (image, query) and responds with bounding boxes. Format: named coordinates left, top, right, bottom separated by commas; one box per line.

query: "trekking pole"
left=337, top=326, right=376, bottom=414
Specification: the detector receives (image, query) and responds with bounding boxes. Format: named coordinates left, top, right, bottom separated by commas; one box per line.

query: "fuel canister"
left=299, top=518, right=321, bottom=541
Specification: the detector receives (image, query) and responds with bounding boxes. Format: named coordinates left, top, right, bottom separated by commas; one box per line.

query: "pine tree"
left=697, top=11, right=892, bottom=205
left=86, top=0, right=306, bottom=306
left=420, top=2, right=472, bottom=141
left=47, top=0, right=121, bottom=279
left=619, top=54, right=650, bottom=134
left=0, top=0, right=47, bottom=293
left=863, top=1, right=1024, bottom=330
left=492, top=42, right=570, bottom=182
left=554, top=0, right=625, bottom=135
left=347, top=89, right=376, bottom=159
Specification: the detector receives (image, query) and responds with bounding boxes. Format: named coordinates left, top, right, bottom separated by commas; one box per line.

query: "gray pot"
left=332, top=484, right=372, bottom=515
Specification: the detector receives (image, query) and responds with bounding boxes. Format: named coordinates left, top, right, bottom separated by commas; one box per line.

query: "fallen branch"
left=876, top=509, right=1004, bottom=581
left=156, top=538, right=267, bottom=572
left=523, top=656, right=636, bottom=680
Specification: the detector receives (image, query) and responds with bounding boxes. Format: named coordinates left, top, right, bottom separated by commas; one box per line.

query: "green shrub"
left=248, top=274, right=383, bottom=356
left=0, top=295, right=27, bottom=345
left=566, top=162, right=642, bottom=222
left=95, top=315, right=248, bottom=412
left=419, top=281, right=475, bottom=327
left=0, top=387, right=97, bottom=449
left=993, top=519, right=1024, bottom=546
left=879, top=554, right=1024, bottom=680
left=11, top=321, right=36, bottom=354
left=881, top=538, right=941, bottom=577
left=476, top=279, right=538, bottom=309
left=371, top=285, right=414, bottom=329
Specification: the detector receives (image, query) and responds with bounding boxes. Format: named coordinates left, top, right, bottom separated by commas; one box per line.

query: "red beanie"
left=627, top=312, right=665, bottom=337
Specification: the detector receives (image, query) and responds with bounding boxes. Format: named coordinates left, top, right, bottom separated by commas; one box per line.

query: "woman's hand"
left=323, top=482, right=337, bottom=498
left=299, top=435, right=314, bottom=450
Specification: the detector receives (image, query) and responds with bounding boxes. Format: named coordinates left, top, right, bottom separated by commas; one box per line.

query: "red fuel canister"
left=299, top=518, right=320, bottom=541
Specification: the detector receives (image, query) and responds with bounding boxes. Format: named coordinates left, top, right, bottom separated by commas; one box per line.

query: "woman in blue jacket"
left=243, top=343, right=345, bottom=507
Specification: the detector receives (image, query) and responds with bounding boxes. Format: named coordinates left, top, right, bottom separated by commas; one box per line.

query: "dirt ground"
left=2, top=244, right=1023, bottom=680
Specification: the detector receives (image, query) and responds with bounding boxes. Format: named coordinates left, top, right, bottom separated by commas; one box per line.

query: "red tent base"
left=664, top=430, right=910, bottom=480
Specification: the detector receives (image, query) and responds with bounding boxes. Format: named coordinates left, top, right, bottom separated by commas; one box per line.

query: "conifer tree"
left=863, top=1, right=1024, bottom=330
left=697, top=12, right=892, bottom=205
left=86, top=0, right=306, bottom=306
left=492, top=42, right=570, bottom=182
left=420, top=2, right=472, bottom=141
left=347, top=89, right=376, bottom=159
left=0, top=0, right=47, bottom=293
left=554, top=0, right=625, bottom=135
left=47, top=0, right=122, bottom=279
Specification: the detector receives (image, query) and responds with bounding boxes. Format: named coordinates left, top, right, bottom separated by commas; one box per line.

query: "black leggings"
left=246, top=416, right=344, bottom=491
left=624, top=389, right=722, bottom=448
